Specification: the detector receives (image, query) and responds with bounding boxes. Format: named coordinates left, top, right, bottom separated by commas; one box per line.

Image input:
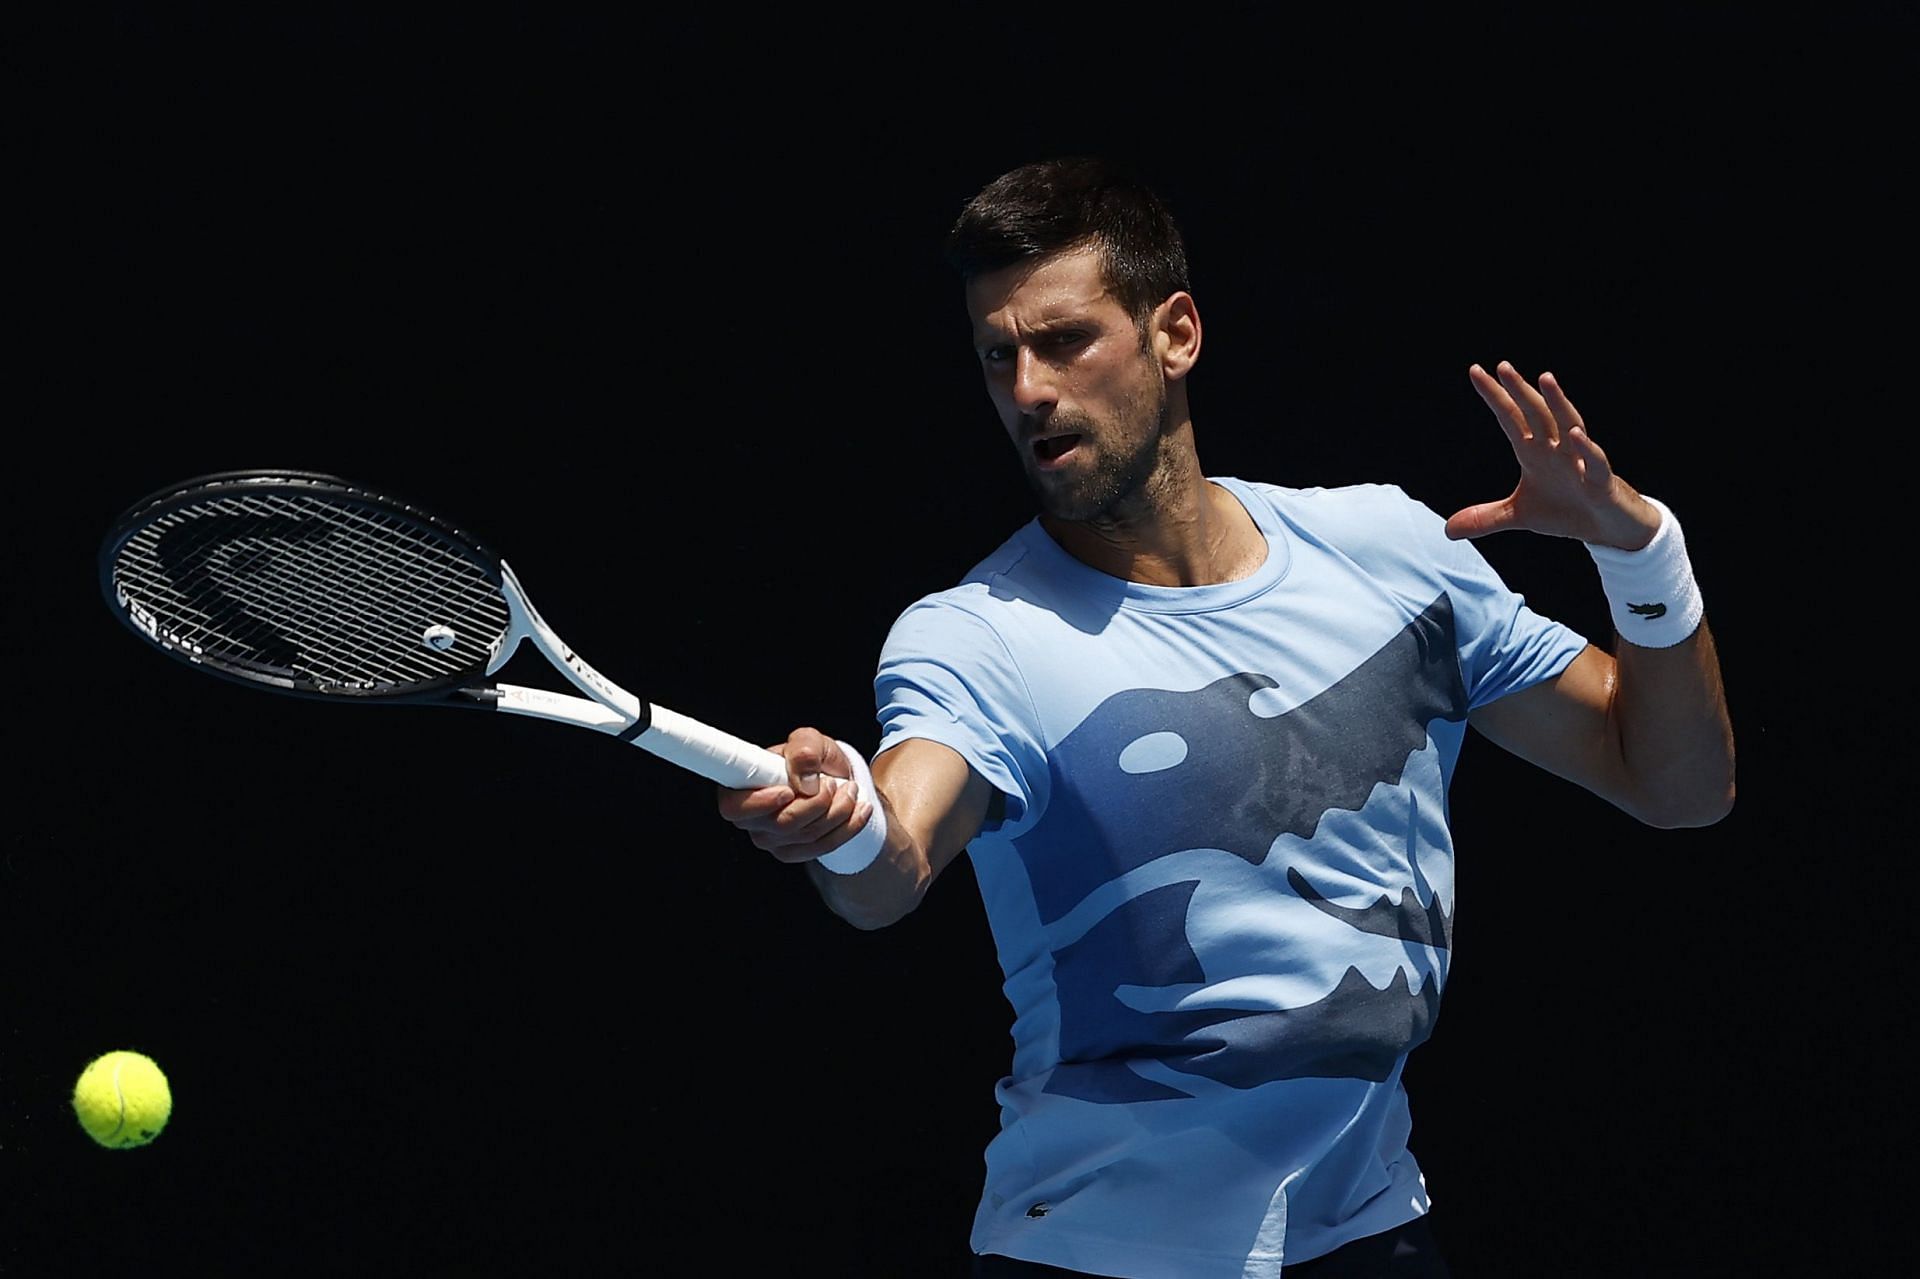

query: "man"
left=718, top=156, right=1734, bottom=1277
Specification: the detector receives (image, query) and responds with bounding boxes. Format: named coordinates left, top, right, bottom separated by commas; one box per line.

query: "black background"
left=6, top=5, right=1914, bottom=1276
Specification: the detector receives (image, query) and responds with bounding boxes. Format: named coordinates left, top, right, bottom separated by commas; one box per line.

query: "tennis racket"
left=97, top=469, right=795, bottom=790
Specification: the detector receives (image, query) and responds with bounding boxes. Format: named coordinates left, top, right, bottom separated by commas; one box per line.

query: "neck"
left=1042, top=430, right=1265, bottom=587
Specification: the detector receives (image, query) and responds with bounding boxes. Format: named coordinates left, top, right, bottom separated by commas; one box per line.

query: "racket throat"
left=614, top=703, right=654, bottom=741
left=495, top=560, right=645, bottom=721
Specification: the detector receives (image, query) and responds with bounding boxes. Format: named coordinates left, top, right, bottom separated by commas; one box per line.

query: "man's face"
left=965, top=247, right=1170, bottom=523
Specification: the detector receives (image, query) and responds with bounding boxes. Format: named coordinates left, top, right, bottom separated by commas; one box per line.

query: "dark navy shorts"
left=971, top=1212, right=1451, bottom=1277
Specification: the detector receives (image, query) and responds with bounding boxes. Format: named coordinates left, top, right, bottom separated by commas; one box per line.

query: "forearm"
left=803, top=819, right=934, bottom=930
left=1608, top=618, right=1736, bottom=827
left=1584, top=497, right=1735, bottom=826
left=799, top=737, right=988, bottom=930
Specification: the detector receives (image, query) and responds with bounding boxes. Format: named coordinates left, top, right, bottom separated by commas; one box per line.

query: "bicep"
left=871, top=737, right=994, bottom=883
left=1466, top=643, right=1629, bottom=802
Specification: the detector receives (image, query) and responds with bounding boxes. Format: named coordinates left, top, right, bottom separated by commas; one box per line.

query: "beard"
left=1022, top=376, right=1172, bottom=524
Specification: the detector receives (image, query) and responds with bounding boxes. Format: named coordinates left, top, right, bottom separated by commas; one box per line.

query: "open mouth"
left=1032, top=433, right=1082, bottom=463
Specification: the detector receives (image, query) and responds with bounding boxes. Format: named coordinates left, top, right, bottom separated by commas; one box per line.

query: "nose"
left=1010, top=346, right=1056, bottom=417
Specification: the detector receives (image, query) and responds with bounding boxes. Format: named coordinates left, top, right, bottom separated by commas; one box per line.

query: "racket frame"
left=99, top=469, right=791, bottom=789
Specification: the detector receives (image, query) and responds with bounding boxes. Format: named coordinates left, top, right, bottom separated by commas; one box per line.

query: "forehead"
left=964, top=246, right=1124, bottom=333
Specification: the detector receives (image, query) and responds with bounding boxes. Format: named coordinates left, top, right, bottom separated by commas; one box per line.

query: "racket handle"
left=637, top=710, right=888, bottom=873
left=633, top=705, right=789, bottom=789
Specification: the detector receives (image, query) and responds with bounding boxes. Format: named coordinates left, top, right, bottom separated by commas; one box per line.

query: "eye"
left=981, top=344, right=1014, bottom=365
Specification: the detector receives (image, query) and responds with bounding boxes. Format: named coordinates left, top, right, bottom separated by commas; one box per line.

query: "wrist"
left=1584, top=496, right=1705, bottom=648
left=815, top=741, right=889, bottom=874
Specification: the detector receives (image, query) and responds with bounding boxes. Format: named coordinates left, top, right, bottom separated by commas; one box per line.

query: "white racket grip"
left=634, top=705, right=789, bottom=789
left=815, top=740, right=888, bottom=875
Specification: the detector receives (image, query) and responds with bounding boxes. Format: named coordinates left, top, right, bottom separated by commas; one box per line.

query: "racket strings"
left=121, top=504, right=445, bottom=684
left=112, top=491, right=509, bottom=689
left=201, top=499, right=480, bottom=671
left=122, top=496, right=496, bottom=686
left=159, top=495, right=500, bottom=677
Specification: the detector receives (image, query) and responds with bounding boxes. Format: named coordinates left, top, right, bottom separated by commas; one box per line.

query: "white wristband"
left=1584, top=496, right=1705, bottom=649
left=814, top=741, right=889, bottom=875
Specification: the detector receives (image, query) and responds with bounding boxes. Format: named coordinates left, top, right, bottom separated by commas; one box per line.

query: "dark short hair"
left=945, top=156, right=1191, bottom=324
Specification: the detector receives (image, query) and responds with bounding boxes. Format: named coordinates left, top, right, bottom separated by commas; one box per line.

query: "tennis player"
left=718, top=156, right=1734, bottom=1277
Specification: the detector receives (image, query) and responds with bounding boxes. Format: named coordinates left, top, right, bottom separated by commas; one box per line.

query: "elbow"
left=838, top=902, right=914, bottom=931
left=1708, top=777, right=1737, bottom=825
left=1634, top=776, right=1736, bottom=830
left=811, top=860, right=929, bottom=931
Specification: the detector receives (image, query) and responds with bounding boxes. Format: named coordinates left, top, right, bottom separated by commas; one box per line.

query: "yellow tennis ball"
left=72, top=1050, right=172, bottom=1149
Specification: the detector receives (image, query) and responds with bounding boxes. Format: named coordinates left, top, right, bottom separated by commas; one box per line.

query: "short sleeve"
left=873, top=595, right=1043, bottom=829
left=1407, top=497, right=1590, bottom=707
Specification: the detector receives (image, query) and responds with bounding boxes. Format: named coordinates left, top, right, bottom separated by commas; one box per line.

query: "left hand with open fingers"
left=1444, top=360, right=1662, bottom=550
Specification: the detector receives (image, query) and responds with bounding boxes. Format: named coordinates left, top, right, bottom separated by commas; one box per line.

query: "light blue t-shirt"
left=874, top=477, right=1588, bottom=1277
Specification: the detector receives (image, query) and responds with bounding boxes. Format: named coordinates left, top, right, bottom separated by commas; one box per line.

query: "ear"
left=1154, top=292, right=1201, bottom=381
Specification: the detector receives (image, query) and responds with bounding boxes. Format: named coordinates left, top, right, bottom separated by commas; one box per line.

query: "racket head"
left=99, top=469, right=516, bottom=701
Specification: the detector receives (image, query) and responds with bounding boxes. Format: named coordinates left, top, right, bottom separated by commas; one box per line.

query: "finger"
left=1562, top=425, right=1614, bottom=491
left=1539, top=369, right=1606, bottom=488
left=782, top=727, right=835, bottom=796
left=1443, top=497, right=1518, bottom=540
left=769, top=778, right=863, bottom=852
left=765, top=837, right=826, bottom=866
left=724, top=784, right=800, bottom=820
left=1495, top=360, right=1559, bottom=445
left=783, top=772, right=858, bottom=824
left=1538, top=371, right=1587, bottom=438
left=1468, top=363, right=1531, bottom=448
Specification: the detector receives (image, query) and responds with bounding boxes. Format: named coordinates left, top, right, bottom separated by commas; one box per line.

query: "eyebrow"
left=971, top=313, right=1102, bottom=347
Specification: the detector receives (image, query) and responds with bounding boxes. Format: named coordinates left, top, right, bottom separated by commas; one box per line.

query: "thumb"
left=783, top=729, right=839, bottom=797
left=1443, top=499, right=1514, bottom=541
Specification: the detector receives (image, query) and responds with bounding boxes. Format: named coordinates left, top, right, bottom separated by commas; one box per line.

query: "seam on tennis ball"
left=108, top=1056, right=129, bottom=1143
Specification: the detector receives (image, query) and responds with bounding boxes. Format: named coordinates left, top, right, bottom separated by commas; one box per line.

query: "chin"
left=1032, top=477, right=1123, bottom=524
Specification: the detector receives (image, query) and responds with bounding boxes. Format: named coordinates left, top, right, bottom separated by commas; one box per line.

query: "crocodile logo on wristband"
left=1628, top=601, right=1668, bottom=619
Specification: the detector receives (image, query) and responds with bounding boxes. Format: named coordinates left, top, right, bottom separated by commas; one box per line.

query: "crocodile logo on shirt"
left=1016, top=595, right=1465, bottom=1101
